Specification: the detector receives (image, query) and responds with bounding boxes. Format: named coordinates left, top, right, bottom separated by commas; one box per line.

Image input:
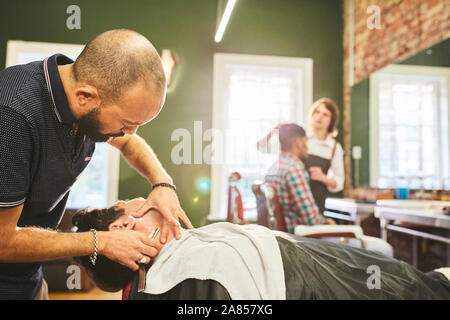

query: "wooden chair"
left=252, top=181, right=364, bottom=240
left=253, top=181, right=393, bottom=256
left=252, top=181, right=286, bottom=232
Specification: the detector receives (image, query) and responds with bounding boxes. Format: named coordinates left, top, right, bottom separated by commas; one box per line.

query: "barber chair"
left=252, top=182, right=393, bottom=257
left=226, top=172, right=245, bottom=224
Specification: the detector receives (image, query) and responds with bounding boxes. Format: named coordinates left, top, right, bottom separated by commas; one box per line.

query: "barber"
left=0, top=29, right=193, bottom=299
left=257, top=98, right=344, bottom=214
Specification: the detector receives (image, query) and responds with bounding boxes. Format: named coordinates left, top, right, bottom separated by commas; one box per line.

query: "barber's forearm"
left=120, top=135, right=172, bottom=184
left=0, top=227, right=99, bottom=263
left=323, top=177, right=337, bottom=190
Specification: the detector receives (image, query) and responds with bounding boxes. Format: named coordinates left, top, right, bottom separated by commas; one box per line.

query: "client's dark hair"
left=279, top=123, right=306, bottom=151
left=72, top=205, right=136, bottom=292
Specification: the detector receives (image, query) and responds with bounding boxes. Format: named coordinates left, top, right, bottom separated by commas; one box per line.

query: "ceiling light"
left=215, top=0, right=237, bottom=43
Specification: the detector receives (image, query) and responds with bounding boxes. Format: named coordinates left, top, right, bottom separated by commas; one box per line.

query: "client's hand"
left=131, top=187, right=194, bottom=244
left=98, top=229, right=161, bottom=271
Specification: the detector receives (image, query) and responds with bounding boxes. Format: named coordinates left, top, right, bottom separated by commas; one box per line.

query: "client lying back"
left=72, top=198, right=450, bottom=300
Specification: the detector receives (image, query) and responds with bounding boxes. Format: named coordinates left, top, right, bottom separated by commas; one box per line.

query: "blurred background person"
left=258, top=98, right=344, bottom=214
left=265, top=124, right=335, bottom=233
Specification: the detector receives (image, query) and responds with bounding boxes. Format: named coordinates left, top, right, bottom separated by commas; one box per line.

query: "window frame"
left=369, top=64, right=450, bottom=188
left=210, top=53, right=313, bottom=220
left=5, top=40, right=121, bottom=208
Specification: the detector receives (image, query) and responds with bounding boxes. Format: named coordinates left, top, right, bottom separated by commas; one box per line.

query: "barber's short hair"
left=73, top=29, right=166, bottom=103
left=72, top=206, right=135, bottom=292
left=279, top=123, right=306, bottom=151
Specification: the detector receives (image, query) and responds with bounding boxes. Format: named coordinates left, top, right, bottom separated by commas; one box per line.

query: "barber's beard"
left=76, top=106, right=124, bottom=142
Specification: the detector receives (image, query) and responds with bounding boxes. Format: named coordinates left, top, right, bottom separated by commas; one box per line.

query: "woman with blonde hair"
left=257, top=98, right=344, bottom=214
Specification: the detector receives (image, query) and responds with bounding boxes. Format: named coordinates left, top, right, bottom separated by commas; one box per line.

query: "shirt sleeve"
left=284, top=169, right=323, bottom=225
left=0, top=107, right=33, bottom=208
left=327, top=142, right=344, bottom=193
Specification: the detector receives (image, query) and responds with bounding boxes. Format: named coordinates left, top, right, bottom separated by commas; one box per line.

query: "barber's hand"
left=132, top=187, right=194, bottom=244
left=309, top=167, right=327, bottom=183
left=99, top=229, right=162, bottom=271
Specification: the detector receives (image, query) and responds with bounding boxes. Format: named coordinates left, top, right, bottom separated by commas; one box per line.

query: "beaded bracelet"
left=90, top=229, right=98, bottom=266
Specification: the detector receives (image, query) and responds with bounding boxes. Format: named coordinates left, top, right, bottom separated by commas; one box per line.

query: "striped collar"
left=43, top=54, right=75, bottom=125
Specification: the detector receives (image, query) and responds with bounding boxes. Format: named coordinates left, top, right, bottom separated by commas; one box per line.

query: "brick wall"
left=342, top=0, right=450, bottom=196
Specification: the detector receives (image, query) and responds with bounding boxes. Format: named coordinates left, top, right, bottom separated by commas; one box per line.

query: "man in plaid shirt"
left=265, top=124, right=334, bottom=233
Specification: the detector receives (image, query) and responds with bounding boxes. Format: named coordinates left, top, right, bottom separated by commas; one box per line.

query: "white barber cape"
left=144, top=222, right=286, bottom=300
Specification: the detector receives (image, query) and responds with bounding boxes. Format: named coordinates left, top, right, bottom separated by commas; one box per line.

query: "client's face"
left=108, top=198, right=163, bottom=236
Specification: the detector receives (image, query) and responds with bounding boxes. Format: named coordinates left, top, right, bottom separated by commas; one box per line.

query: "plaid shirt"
left=266, top=152, right=323, bottom=233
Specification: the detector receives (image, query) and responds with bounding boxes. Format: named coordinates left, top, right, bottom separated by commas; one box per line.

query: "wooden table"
left=374, top=206, right=450, bottom=267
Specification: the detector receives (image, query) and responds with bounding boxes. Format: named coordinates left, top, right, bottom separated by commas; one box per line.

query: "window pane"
left=66, top=143, right=109, bottom=209
left=377, top=74, right=442, bottom=187
left=224, top=64, right=301, bottom=212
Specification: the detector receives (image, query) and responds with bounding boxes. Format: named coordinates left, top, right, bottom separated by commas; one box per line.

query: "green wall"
left=350, top=78, right=370, bottom=186
left=400, top=39, right=450, bottom=67
left=350, top=38, right=450, bottom=187
left=0, top=0, right=343, bottom=227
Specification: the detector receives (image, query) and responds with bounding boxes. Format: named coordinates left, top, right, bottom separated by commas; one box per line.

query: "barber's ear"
left=74, top=85, right=101, bottom=108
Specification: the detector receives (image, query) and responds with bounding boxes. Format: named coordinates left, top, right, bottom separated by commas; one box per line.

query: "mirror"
left=350, top=38, right=450, bottom=190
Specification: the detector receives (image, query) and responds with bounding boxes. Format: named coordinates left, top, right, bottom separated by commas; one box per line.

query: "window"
left=210, top=53, right=312, bottom=220
left=6, top=40, right=120, bottom=208
left=370, top=64, right=450, bottom=189
left=65, top=143, right=120, bottom=209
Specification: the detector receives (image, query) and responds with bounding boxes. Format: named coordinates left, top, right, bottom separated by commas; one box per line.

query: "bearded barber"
left=0, top=29, right=193, bottom=299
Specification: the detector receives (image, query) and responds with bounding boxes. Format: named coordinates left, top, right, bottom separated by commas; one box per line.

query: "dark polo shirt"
left=0, top=54, right=95, bottom=299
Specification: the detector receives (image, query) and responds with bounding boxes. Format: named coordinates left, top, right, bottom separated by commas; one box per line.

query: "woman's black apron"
left=303, top=141, right=337, bottom=214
